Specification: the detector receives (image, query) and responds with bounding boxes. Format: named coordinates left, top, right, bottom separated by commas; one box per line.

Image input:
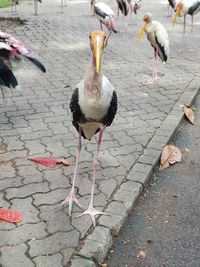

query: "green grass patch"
left=0, top=0, right=11, bottom=8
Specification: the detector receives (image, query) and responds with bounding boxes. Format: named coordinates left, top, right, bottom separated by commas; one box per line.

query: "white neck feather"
left=84, top=57, right=103, bottom=98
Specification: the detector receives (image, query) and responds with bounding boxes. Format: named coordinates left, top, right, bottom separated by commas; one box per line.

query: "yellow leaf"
left=180, top=104, right=195, bottom=124
left=159, top=144, right=182, bottom=171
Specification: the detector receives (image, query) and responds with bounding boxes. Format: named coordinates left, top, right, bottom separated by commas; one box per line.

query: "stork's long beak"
left=93, top=36, right=104, bottom=74
left=95, top=39, right=101, bottom=74
left=137, top=22, right=146, bottom=42
left=173, top=6, right=181, bottom=26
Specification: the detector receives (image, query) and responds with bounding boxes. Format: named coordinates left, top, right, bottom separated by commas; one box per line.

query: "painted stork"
left=173, top=0, right=200, bottom=33
left=128, top=0, right=142, bottom=24
left=11, top=0, right=18, bottom=13
left=138, top=13, right=169, bottom=84
left=34, top=0, right=42, bottom=16
left=61, top=0, right=67, bottom=12
left=0, top=31, right=46, bottom=97
left=94, top=2, right=117, bottom=43
left=116, top=0, right=129, bottom=16
left=167, top=0, right=176, bottom=16
left=62, top=30, right=117, bottom=227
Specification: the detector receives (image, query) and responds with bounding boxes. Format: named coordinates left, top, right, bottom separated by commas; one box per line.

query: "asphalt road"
left=107, top=94, right=200, bottom=267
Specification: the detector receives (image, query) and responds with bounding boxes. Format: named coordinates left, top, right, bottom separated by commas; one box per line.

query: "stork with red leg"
left=173, top=0, right=200, bottom=33
left=138, top=13, right=169, bottom=84
left=62, top=30, right=117, bottom=227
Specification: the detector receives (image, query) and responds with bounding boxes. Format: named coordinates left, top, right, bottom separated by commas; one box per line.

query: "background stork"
left=34, top=0, right=42, bottom=16
left=61, top=0, right=67, bottom=12
left=94, top=2, right=117, bottom=43
left=116, top=0, right=129, bottom=16
left=167, top=0, right=176, bottom=16
left=128, top=0, right=142, bottom=24
left=138, top=13, right=169, bottom=84
left=62, top=30, right=117, bottom=227
left=0, top=31, right=46, bottom=97
left=11, top=0, right=18, bottom=13
left=173, top=0, right=200, bottom=33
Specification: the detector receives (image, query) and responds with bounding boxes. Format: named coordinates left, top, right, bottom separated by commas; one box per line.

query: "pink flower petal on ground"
left=0, top=208, right=22, bottom=223
left=27, top=157, right=70, bottom=168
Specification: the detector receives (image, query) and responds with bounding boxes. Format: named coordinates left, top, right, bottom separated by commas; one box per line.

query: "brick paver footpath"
left=0, top=0, right=200, bottom=266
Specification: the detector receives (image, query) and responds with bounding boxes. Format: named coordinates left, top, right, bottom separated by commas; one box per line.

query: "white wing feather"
left=95, top=2, right=114, bottom=16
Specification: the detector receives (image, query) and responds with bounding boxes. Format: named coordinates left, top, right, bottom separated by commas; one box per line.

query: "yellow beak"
left=137, top=23, right=146, bottom=42
left=93, top=38, right=103, bottom=74
left=173, top=6, right=181, bottom=26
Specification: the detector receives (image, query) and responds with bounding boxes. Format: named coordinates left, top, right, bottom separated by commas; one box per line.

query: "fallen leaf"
left=27, top=157, right=69, bottom=168
left=0, top=208, right=22, bottom=223
left=180, top=104, right=194, bottom=124
left=137, top=250, right=146, bottom=258
left=159, top=144, right=182, bottom=171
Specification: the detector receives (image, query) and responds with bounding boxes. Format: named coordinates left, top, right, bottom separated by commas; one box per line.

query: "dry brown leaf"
left=180, top=104, right=194, bottom=124
left=159, top=144, right=182, bottom=171
left=137, top=250, right=146, bottom=258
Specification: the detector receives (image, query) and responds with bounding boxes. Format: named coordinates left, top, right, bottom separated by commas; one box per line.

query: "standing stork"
left=0, top=31, right=46, bottom=97
left=138, top=13, right=169, bottom=84
left=62, top=30, right=117, bottom=227
left=167, top=0, right=176, bottom=16
left=61, top=0, right=67, bottom=12
left=34, top=0, right=42, bottom=16
left=116, top=0, right=129, bottom=16
left=128, top=0, right=142, bottom=24
left=11, top=0, right=18, bottom=14
left=173, top=0, right=200, bottom=33
left=94, top=2, right=117, bottom=44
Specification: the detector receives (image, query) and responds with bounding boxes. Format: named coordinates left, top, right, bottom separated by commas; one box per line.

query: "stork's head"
left=89, top=30, right=106, bottom=74
left=138, top=13, right=152, bottom=42
left=173, top=1, right=183, bottom=26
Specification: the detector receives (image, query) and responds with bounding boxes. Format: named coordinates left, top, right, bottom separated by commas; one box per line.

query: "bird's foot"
left=61, top=188, right=82, bottom=217
left=145, top=76, right=158, bottom=85
left=77, top=206, right=109, bottom=227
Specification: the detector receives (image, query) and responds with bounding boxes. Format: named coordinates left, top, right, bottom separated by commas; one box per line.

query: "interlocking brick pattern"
left=0, top=0, right=200, bottom=266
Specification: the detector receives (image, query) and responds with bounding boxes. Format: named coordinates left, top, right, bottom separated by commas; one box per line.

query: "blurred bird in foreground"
left=0, top=31, right=46, bottom=97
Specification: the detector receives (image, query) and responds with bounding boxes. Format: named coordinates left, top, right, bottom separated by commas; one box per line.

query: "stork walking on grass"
left=0, top=31, right=46, bottom=97
left=62, top=30, right=117, bottom=227
left=138, top=13, right=169, bottom=84
left=94, top=2, right=117, bottom=43
left=173, top=0, right=200, bottom=33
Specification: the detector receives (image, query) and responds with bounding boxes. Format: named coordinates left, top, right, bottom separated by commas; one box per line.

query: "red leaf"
left=0, top=208, right=22, bottom=223
left=27, top=157, right=70, bottom=168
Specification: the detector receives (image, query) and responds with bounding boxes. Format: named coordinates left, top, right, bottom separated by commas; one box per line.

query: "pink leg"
left=146, top=48, right=158, bottom=85
left=153, top=48, right=158, bottom=80
left=183, top=15, right=186, bottom=34
left=77, top=128, right=109, bottom=227
left=62, top=127, right=82, bottom=216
